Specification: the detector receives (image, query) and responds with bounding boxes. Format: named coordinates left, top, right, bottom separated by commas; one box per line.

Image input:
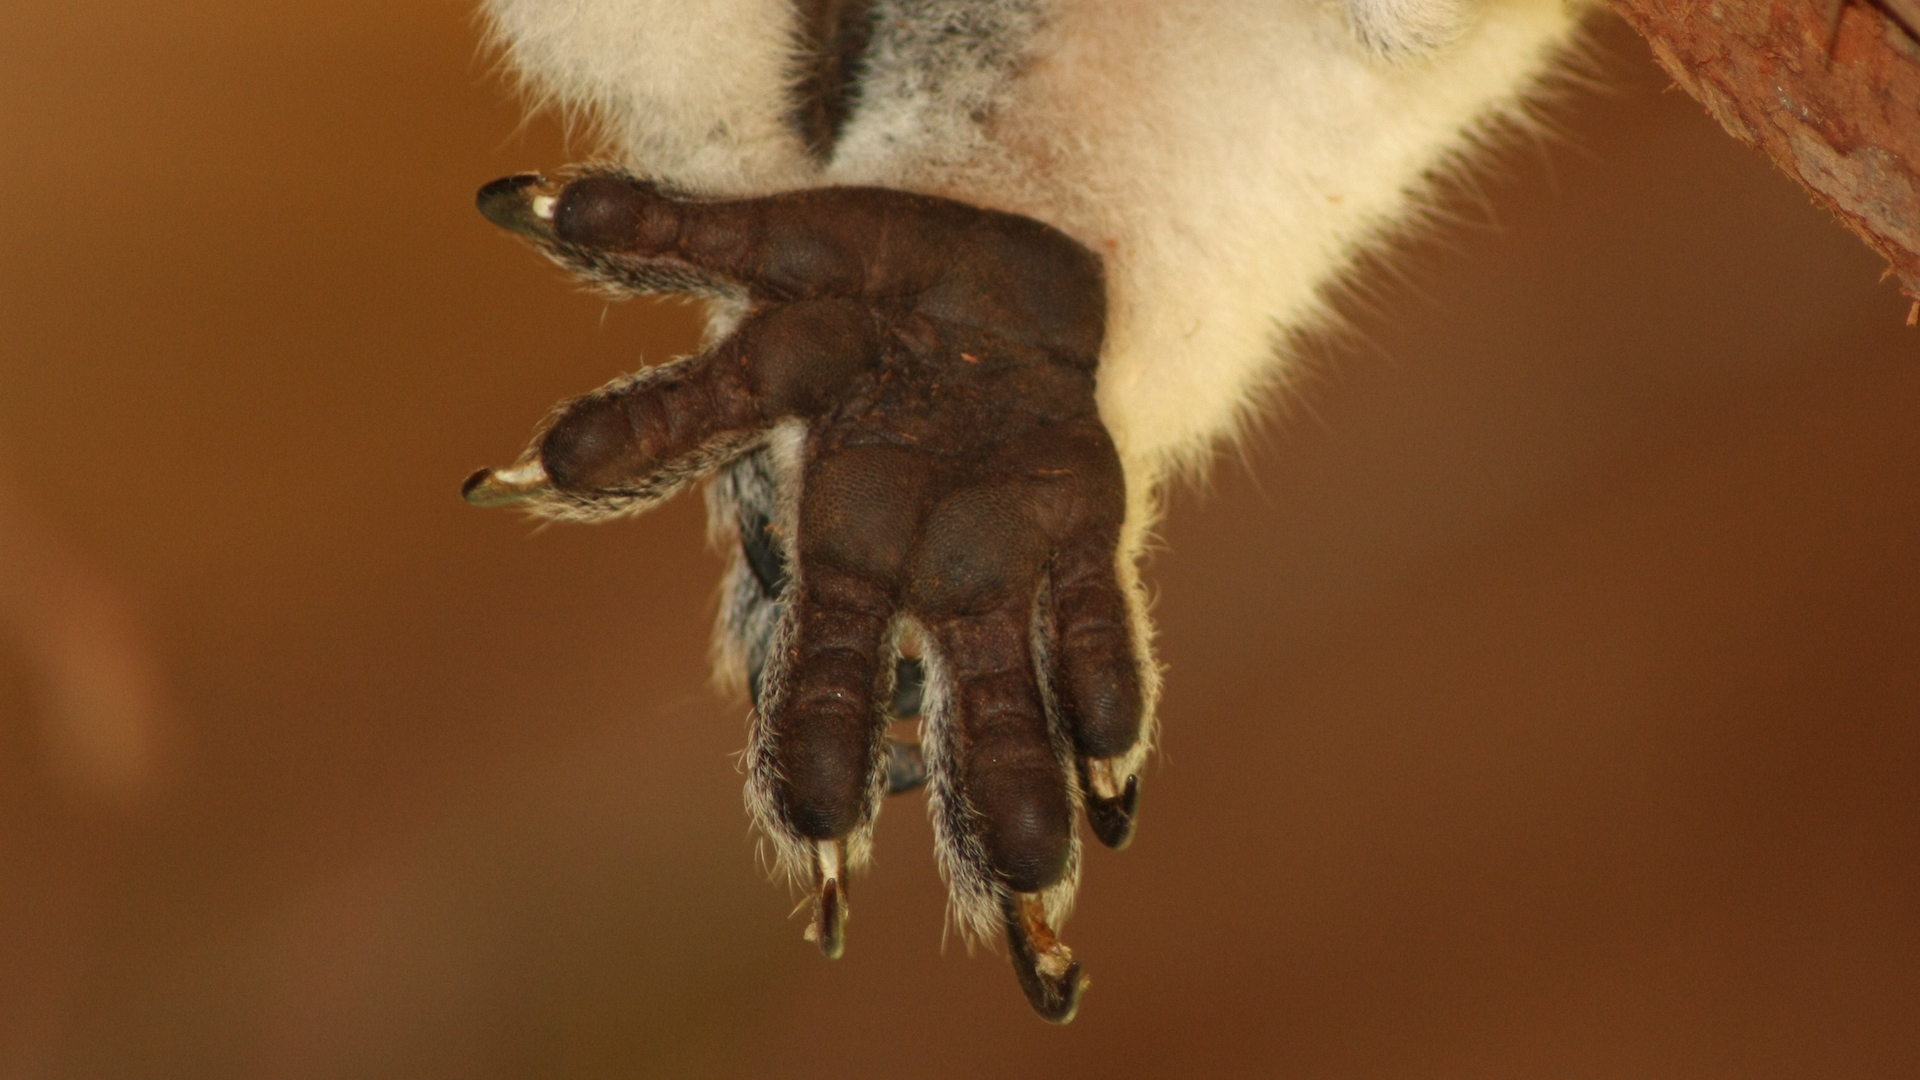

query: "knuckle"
left=744, top=301, right=878, bottom=414
left=919, top=215, right=1106, bottom=362
left=541, top=395, right=640, bottom=491
left=552, top=172, right=665, bottom=250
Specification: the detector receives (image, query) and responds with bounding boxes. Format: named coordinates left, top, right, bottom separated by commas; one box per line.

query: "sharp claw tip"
left=459, top=468, right=492, bottom=502
left=461, top=462, right=548, bottom=508
left=476, top=173, right=556, bottom=237
left=809, top=841, right=848, bottom=959
left=1085, top=766, right=1141, bottom=850
left=812, top=877, right=847, bottom=959
left=1034, top=962, right=1088, bottom=1025
left=1006, top=893, right=1087, bottom=1023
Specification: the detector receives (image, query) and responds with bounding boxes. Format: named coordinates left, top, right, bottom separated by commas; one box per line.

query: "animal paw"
left=466, top=168, right=1155, bottom=1021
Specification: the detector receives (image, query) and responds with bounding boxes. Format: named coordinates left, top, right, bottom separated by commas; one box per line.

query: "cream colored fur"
left=484, top=0, right=1583, bottom=483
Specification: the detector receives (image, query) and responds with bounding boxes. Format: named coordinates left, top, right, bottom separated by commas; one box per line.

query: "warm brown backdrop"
left=1, top=4, right=1915, bottom=1078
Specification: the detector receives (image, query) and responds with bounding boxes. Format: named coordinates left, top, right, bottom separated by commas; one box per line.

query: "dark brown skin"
left=466, top=170, right=1145, bottom=1021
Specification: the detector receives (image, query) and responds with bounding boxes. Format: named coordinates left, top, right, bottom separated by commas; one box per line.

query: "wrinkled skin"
left=466, top=170, right=1148, bottom=1021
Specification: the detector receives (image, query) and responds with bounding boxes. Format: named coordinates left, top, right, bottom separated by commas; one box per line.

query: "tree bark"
left=1606, top=0, right=1920, bottom=312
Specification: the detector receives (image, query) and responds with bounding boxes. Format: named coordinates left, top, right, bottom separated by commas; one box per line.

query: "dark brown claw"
left=470, top=167, right=1154, bottom=1021
left=1082, top=767, right=1140, bottom=850
left=475, top=173, right=557, bottom=239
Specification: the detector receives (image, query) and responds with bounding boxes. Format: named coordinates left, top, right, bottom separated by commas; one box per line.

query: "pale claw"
left=802, top=840, right=848, bottom=959
left=460, top=461, right=551, bottom=508
left=1004, top=892, right=1086, bottom=1023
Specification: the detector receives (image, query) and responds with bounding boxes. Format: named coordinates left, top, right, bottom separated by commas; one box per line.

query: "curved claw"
left=1082, top=759, right=1140, bottom=850
left=802, top=840, right=848, bottom=959
left=476, top=173, right=562, bottom=240
left=461, top=461, right=551, bottom=508
left=1004, top=892, right=1086, bottom=1024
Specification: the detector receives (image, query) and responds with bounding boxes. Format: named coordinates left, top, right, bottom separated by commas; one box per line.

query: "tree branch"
left=1606, top=0, right=1920, bottom=313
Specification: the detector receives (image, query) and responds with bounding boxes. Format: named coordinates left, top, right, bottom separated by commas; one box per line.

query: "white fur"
left=484, top=0, right=816, bottom=192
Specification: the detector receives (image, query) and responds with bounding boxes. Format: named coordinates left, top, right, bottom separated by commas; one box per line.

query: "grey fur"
left=710, top=447, right=790, bottom=707
left=831, top=0, right=1043, bottom=169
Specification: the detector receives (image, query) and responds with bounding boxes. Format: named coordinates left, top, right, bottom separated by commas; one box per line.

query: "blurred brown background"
left=2, top=3, right=1916, bottom=1077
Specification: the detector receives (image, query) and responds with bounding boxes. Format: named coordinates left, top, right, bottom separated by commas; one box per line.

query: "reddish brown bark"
left=1607, top=0, right=1920, bottom=308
